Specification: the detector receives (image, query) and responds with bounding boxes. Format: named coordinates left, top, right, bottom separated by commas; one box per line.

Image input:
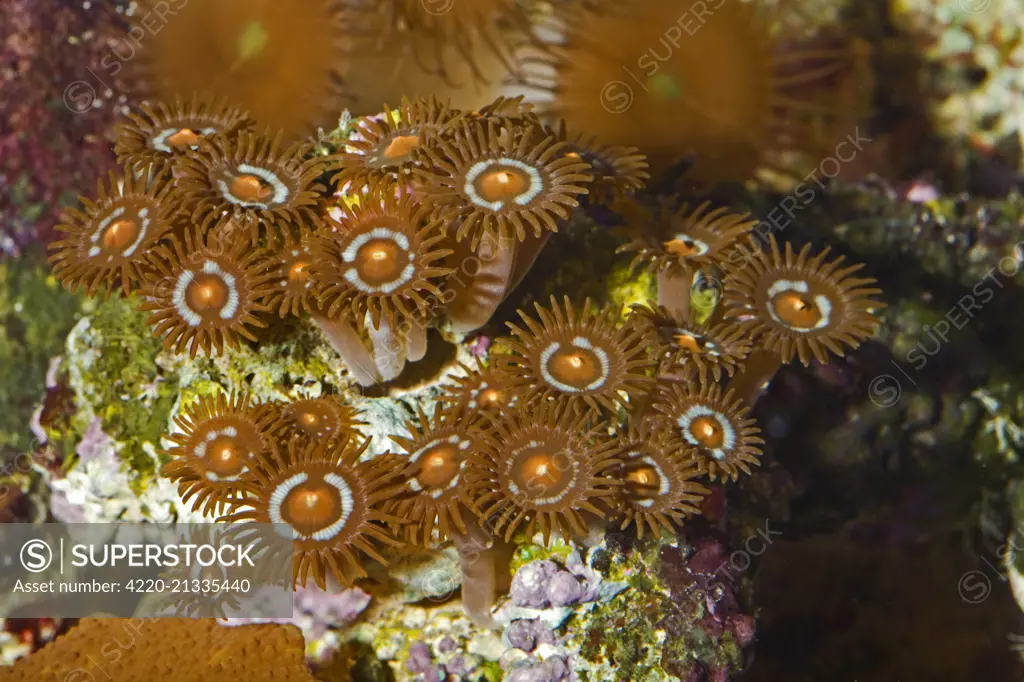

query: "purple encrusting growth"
left=656, top=537, right=758, bottom=679
left=510, top=560, right=561, bottom=608
left=564, top=550, right=603, bottom=602
left=444, top=655, right=472, bottom=677
left=437, top=636, right=458, bottom=654
left=405, top=642, right=436, bottom=675
left=545, top=572, right=583, bottom=607
left=406, top=639, right=476, bottom=681
left=468, top=335, right=492, bottom=358
left=506, top=618, right=557, bottom=652
left=223, top=584, right=371, bottom=656
left=293, top=585, right=372, bottom=641
left=505, top=654, right=574, bottom=682
left=510, top=559, right=596, bottom=609
left=76, top=417, right=114, bottom=463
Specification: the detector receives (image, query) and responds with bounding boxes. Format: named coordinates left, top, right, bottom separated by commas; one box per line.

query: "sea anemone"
left=113, top=94, right=254, bottom=172
left=723, top=236, right=884, bottom=365
left=133, top=0, right=352, bottom=139
left=554, top=120, right=649, bottom=206
left=161, top=391, right=281, bottom=517
left=175, top=130, right=326, bottom=247
left=613, top=420, right=708, bottom=538
left=617, top=200, right=755, bottom=316
left=628, top=303, right=752, bottom=384
left=414, top=118, right=593, bottom=247
left=514, top=0, right=873, bottom=186
left=48, top=166, right=177, bottom=297
left=721, top=235, right=884, bottom=403
left=308, top=184, right=452, bottom=384
left=440, top=359, right=518, bottom=413
left=472, top=94, right=542, bottom=126
left=619, top=201, right=756, bottom=278
left=468, top=402, right=621, bottom=544
left=497, top=295, right=655, bottom=415
left=136, top=226, right=277, bottom=358
left=261, top=229, right=320, bottom=317
left=223, top=436, right=406, bottom=589
left=330, top=96, right=464, bottom=193
left=311, top=184, right=453, bottom=329
left=382, top=0, right=527, bottom=86
left=652, top=381, right=764, bottom=482
left=278, top=396, right=364, bottom=445
left=388, top=403, right=485, bottom=545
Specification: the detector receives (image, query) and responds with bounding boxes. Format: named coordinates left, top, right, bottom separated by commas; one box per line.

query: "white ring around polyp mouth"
left=463, top=158, right=544, bottom=211
left=766, top=279, right=832, bottom=333
left=151, top=126, right=217, bottom=153
left=172, top=260, right=241, bottom=326
left=194, top=426, right=252, bottom=483
left=217, top=163, right=290, bottom=209
left=88, top=206, right=151, bottom=260
left=666, top=233, right=710, bottom=256
left=340, top=227, right=416, bottom=294
left=269, top=471, right=354, bottom=542
left=539, top=336, right=610, bottom=393
left=626, top=451, right=671, bottom=508
left=676, top=405, right=736, bottom=462
left=408, top=435, right=472, bottom=499
left=504, top=439, right=579, bottom=507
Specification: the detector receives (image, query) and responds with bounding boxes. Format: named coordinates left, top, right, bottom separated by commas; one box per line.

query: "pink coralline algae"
left=658, top=537, right=758, bottom=680
left=468, top=335, right=492, bottom=358
left=1, top=0, right=124, bottom=256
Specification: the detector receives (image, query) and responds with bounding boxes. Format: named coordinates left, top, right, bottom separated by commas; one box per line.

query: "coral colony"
left=11, top=0, right=889, bottom=678
left=45, top=87, right=884, bottom=599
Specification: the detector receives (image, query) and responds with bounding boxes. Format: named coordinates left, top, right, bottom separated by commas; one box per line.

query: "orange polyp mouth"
left=288, top=260, right=311, bottom=283
left=205, top=437, right=247, bottom=478
left=383, top=134, right=420, bottom=160
left=773, top=291, right=822, bottom=328
left=167, top=128, right=203, bottom=147
left=100, top=218, right=141, bottom=251
left=547, top=348, right=602, bottom=389
left=625, top=464, right=662, bottom=498
left=514, top=450, right=568, bottom=496
left=664, top=235, right=702, bottom=258
left=673, top=332, right=703, bottom=353
left=283, top=482, right=342, bottom=536
left=355, top=240, right=404, bottom=284
left=417, top=445, right=460, bottom=489
left=475, top=167, right=530, bottom=203
left=690, top=416, right=725, bottom=448
left=186, top=274, right=230, bottom=313
left=479, top=388, right=503, bottom=407
left=228, top=173, right=274, bottom=203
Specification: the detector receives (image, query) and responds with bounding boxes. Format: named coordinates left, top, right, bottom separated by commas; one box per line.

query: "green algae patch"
left=474, top=661, right=502, bottom=682
left=606, top=262, right=655, bottom=320
left=567, top=537, right=746, bottom=681
left=509, top=538, right=575, bottom=574
left=167, top=318, right=345, bottom=407
left=0, top=250, right=82, bottom=457
left=65, top=294, right=178, bottom=483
